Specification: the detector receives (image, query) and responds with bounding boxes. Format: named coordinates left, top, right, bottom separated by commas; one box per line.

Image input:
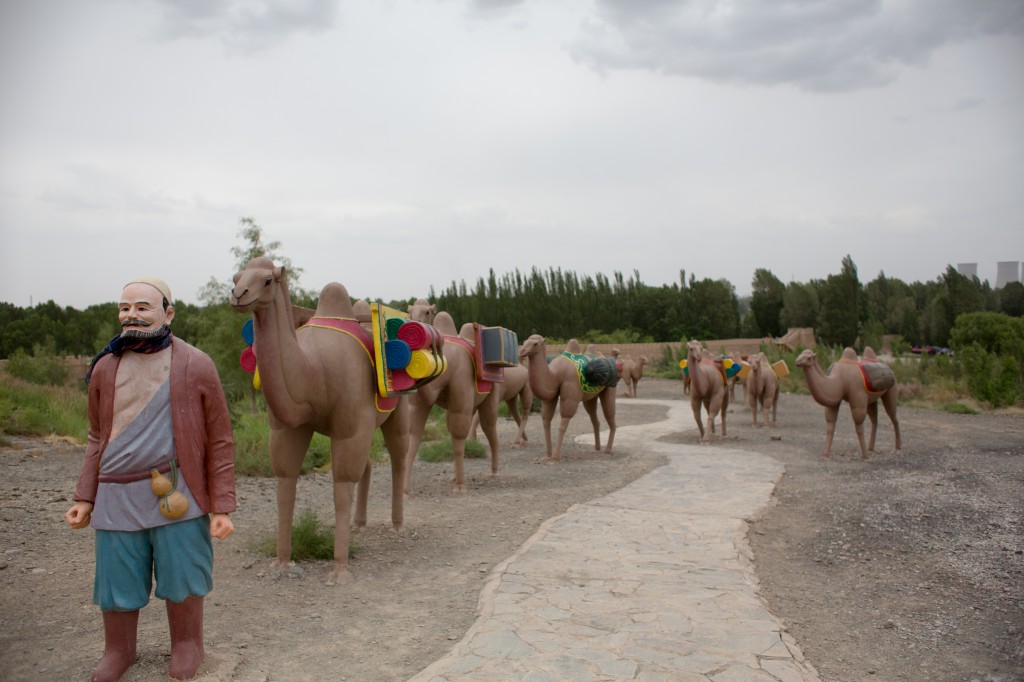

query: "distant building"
left=957, top=263, right=978, bottom=278
left=996, top=261, right=1022, bottom=289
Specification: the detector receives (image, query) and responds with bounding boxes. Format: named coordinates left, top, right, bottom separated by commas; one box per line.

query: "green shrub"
left=417, top=437, right=487, bottom=463
left=942, top=402, right=977, bottom=415
left=4, top=344, right=69, bottom=386
left=0, top=374, right=88, bottom=441
left=959, top=344, right=1020, bottom=407
left=252, top=508, right=359, bottom=562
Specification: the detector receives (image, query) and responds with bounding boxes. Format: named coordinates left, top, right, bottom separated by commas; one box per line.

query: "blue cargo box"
left=480, top=326, right=519, bottom=367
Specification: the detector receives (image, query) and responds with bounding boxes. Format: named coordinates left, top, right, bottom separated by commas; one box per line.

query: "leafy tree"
left=199, top=216, right=308, bottom=305
left=780, top=281, right=819, bottom=329
left=749, top=269, right=785, bottom=337
left=949, top=312, right=1024, bottom=407
left=998, top=281, right=1024, bottom=317
left=817, top=255, right=863, bottom=347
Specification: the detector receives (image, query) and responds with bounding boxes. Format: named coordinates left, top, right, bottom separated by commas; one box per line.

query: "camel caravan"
left=230, top=258, right=901, bottom=582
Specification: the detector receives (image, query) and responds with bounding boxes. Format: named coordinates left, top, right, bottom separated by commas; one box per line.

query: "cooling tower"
left=956, top=263, right=978, bottom=278
left=995, top=261, right=1021, bottom=288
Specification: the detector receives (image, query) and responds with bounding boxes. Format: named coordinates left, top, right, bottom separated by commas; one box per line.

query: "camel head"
left=748, top=352, right=766, bottom=370
left=231, top=257, right=284, bottom=312
left=520, top=334, right=546, bottom=360
left=638, top=355, right=648, bottom=368
left=686, top=339, right=704, bottom=358
left=408, top=299, right=437, bottom=324
left=795, top=348, right=817, bottom=367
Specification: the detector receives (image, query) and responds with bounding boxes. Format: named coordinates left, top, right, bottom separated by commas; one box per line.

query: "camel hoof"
left=540, top=457, right=558, bottom=465
left=326, top=568, right=354, bottom=586
left=451, top=484, right=467, bottom=494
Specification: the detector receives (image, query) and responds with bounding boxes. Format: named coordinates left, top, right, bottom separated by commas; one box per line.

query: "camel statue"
left=403, top=310, right=501, bottom=494
left=519, top=335, right=617, bottom=462
left=470, top=354, right=532, bottom=445
left=684, top=339, right=729, bottom=444
left=407, top=298, right=436, bottom=325
left=230, top=257, right=409, bottom=584
left=746, top=352, right=779, bottom=427
left=795, top=347, right=901, bottom=459
left=620, top=355, right=648, bottom=398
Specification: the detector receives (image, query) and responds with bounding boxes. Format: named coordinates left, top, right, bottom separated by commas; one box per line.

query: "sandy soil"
left=0, top=377, right=1021, bottom=682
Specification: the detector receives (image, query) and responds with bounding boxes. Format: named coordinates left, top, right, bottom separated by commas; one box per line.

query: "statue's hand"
left=210, top=513, right=234, bottom=540
left=65, top=501, right=93, bottom=529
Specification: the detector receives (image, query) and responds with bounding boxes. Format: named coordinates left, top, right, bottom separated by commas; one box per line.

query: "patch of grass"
left=0, top=373, right=88, bottom=442
left=232, top=407, right=386, bottom=477
left=417, top=437, right=488, bottom=463
left=941, top=402, right=978, bottom=415
left=252, top=508, right=360, bottom=561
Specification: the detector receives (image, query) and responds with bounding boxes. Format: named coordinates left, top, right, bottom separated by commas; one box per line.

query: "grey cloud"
left=569, top=0, right=1024, bottom=92
left=149, top=0, right=339, bottom=52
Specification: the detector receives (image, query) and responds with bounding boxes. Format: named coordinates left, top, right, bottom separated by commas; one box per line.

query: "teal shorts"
left=94, top=515, right=213, bottom=611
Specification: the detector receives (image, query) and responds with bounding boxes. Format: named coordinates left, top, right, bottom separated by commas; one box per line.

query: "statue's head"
left=120, top=277, right=175, bottom=338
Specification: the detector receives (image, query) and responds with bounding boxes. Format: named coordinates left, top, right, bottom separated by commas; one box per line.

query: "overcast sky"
left=1, top=0, right=1022, bottom=310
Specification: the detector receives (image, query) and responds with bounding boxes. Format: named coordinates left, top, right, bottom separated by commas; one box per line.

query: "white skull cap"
left=126, top=276, right=173, bottom=305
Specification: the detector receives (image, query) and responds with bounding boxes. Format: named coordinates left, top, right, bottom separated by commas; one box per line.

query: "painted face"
left=119, top=282, right=174, bottom=337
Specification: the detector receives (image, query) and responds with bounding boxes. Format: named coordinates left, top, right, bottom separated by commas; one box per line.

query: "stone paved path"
left=409, top=399, right=821, bottom=682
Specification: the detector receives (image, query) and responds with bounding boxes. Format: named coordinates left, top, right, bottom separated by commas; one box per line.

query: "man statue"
left=65, top=277, right=236, bottom=681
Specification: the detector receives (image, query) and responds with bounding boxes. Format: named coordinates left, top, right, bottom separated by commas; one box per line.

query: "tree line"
left=3, top=255, right=1023, bottom=366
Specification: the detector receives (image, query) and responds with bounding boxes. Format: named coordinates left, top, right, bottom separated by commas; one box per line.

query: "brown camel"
left=745, top=352, right=779, bottom=427
left=795, top=347, right=901, bottom=459
left=470, top=355, right=532, bottom=445
left=230, top=257, right=409, bottom=584
left=407, top=298, right=436, bottom=325
left=685, top=339, right=729, bottom=444
left=519, top=335, right=617, bottom=462
left=620, top=355, right=648, bottom=398
left=403, top=310, right=501, bottom=494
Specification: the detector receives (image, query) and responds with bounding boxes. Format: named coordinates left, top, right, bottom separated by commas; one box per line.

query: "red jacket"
left=74, top=337, right=236, bottom=516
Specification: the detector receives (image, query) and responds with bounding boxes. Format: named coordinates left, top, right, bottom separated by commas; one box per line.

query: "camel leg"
left=850, top=404, right=870, bottom=460
left=822, top=404, right=839, bottom=459
left=469, top=413, right=480, bottom=441
left=582, top=398, right=602, bottom=452
left=477, top=393, right=502, bottom=476
left=598, top=389, right=616, bottom=453
left=403, top=394, right=433, bottom=497
left=750, top=395, right=758, bottom=427
left=540, top=399, right=557, bottom=462
left=354, top=461, right=371, bottom=528
left=510, top=397, right=529, bottom=445
left=866, top=400, right=880, bottom=455
left=882, top=389, right=901, bottom=453
left=691, top=398, right=705, bottom=441
left=269, top=426, right=313, bottom=569
left=771, top=388, right=779, bottom=424
left=720, top=393, right=728, bottom=437
left=446, top=408, right=472, bottom=494
left=553, top=397, right=580, bottom=461
left=379, top=404, right=409, bottom=533
left=329, top=435, right=373, bottom=584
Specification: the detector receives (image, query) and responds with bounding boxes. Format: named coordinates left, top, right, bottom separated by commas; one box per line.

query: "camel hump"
left=433, top=311, right=458, bottom=336
left=841, top=347, right=858, bottom=361
left=315, top=282, right=355, bottom=318
left=566, top=339, right=582, bottom=354
left=459, top=322, right=475, bottom=342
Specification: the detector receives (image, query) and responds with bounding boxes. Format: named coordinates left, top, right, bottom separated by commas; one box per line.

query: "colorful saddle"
left=561, top=352, right=618, bottom=395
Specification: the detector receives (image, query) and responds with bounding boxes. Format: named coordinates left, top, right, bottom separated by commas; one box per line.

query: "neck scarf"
left=84, top=326, right=173, bottom=385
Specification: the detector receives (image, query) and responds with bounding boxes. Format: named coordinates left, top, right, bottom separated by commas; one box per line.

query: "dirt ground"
left=1, top=377, right=1021, bottom=682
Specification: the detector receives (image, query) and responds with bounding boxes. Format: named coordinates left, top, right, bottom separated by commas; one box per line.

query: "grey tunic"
left=92, top=379, right=202, bottom=531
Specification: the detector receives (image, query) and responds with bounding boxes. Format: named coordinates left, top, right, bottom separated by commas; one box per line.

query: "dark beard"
left=121, top=325, right=165, bottom=340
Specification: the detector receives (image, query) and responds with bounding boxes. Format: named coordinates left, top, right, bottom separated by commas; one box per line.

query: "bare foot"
left=326, top=567, right=354, bottom=586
